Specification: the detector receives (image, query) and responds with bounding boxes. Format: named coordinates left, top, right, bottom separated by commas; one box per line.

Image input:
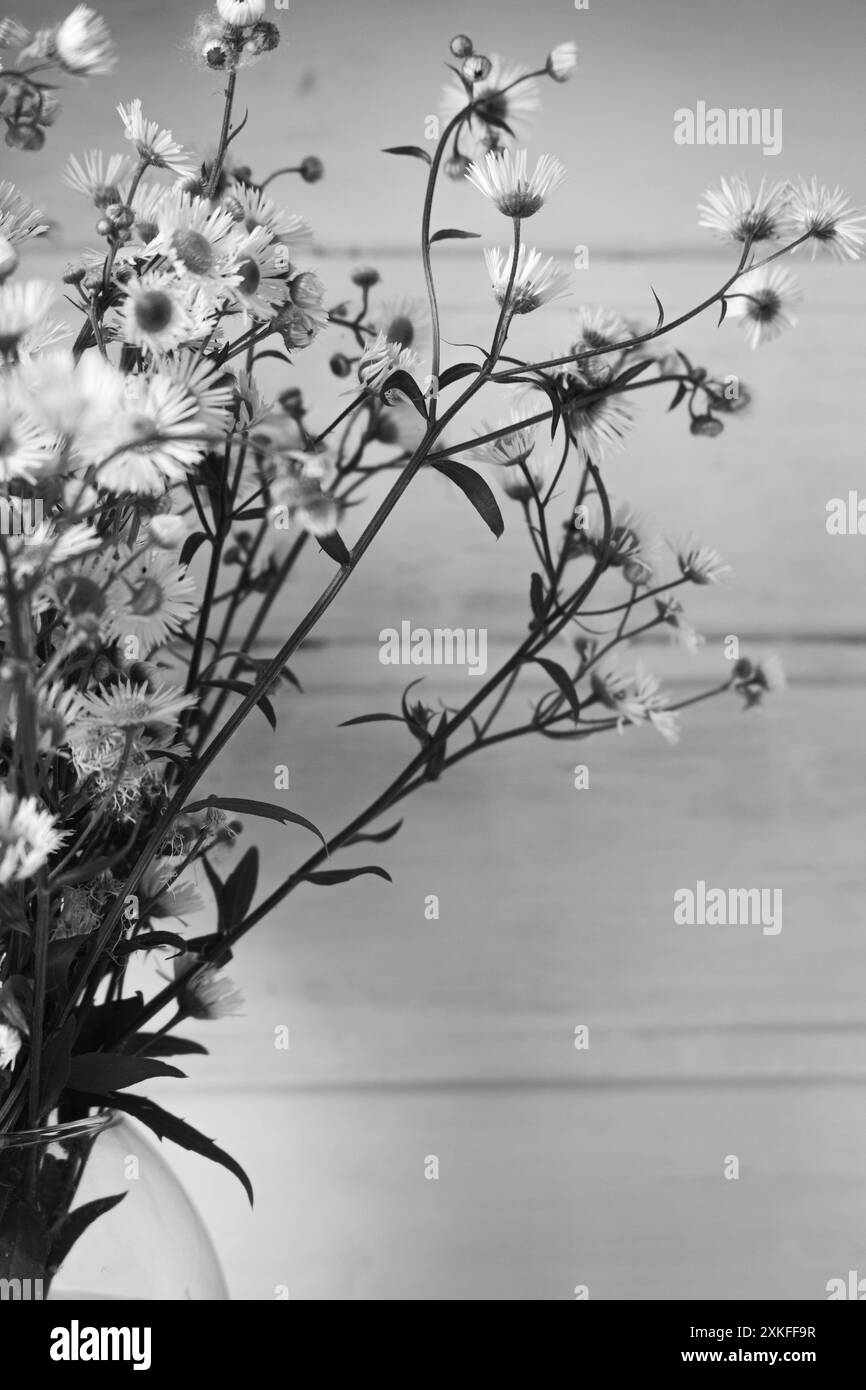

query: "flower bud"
left=216, top=0, right=267, bottom=25
left=462, top=54, right=491, bottom=83
left=689, top=414, right=723, bottom=438
left=5, top=121, right=44, bottom=151
left=278, top=387, right=305, bottom=417
left=250, top=20, right=280, bottom=52
left=351, top=265, right=380, bottom=289
left=299, top=155, right=324, bottom=184
left=444, top=153, right=472, bottom=181
left=329, top=352, right=352, bottom=378
left=147, top=514, right=188, bottom=549
left=95, top=217, right=113, bottom=238
left=547, top=41, right=579, bottom=82
left=449, top=34, right=474, bottom=58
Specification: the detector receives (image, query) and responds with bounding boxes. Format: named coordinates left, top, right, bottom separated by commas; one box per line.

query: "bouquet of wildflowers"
left=0, top=3, right=862, bottom=1294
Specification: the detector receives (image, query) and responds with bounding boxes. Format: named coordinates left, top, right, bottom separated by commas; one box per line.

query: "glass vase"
left=0, top=1111, right=228, bottom=1300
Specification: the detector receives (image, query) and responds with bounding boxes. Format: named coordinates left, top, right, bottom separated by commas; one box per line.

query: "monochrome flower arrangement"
left=0, top=5, right=862, bottom=1291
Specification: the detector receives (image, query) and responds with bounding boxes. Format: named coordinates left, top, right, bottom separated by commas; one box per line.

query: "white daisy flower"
left=547, top=41, right=579, bottom=82
left=782, top=178, right=866, bottom=262
left=441, top=55, right=540, bottom=151
left=0, top=1023, right=22, bottom=1070
left=163, top=352, right=236, bottom=431
left=484, top=244, right=571, bottom=314
left=63, top=149, right=134, bottom=206
left=676, top=542, right=732, bottom=586
left=0, top=180, right=48, bottom=243
left=229, top=225, right=292, bottom=320
left=698, top=176, right=790, bottom=244
left=591, top=664, right=680, bottom=744
left=17, top=349, right=126, bottom=444
left=128, top=180, right=172, bottom=245
left=725, top=266, right=802, bottom=349
left=500, top=452, right=550, bottom=502
left=225, top=182, right=312, bottom=247
left=95, top=375, right=209, bottom=495
left=357, top=330, right=421, bottom=394
left=560, top=382, right=633, bottom=462
left=140, top=859, right=203, bottom=922
left=118, top=272, right=212, bottom=355
left=371, top=296, right=430, bottom=352
left=75, top=679, right=195, bottom=731
left=149, top=192, right=241, bottom=296
left=0, top=280, right=55, bottom=354
left=54, top=5, right=115, bottom=75
left=571, top=497, right=658, bottom=585
left=0, top=400, right=60, bottom=483
left=117, top=99, right=196, bottom=176
left=0, top=788, right=66, bottom=885
left=466, top=148, right=565, bottom=218
left=470, top=408, right=540, bottom=467
left=216, top=0, right=266, bottom=24
left=655, top=597, right=705, bottom=655
left=570, top=304, right=630, bottom=353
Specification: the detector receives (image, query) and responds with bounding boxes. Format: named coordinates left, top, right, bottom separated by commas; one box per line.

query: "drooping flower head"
left=483, top=244, right=571, bottom=314
left=725, top=266, right=802, bottom=349
left=782, top=178, right=866, bottom=262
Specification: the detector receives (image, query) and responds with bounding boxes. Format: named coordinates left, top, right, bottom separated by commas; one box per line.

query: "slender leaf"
left=95, top=1092, right=254, bottom=1206
left=48, top=1193, right=127, bottom=1276
left=133, top=1033, right=209, bottom=1058
left=184, top=796, right=327, bottom=851
left=531, top=657, right=581, bottom=722
left=339, top=712, right=404, bottom=727
left=68, top=1052, right=185, bottom=1094
left=437, top=362, right=481, bottom=391
left=317, top=529, right=352, bottom=565
left=382, top=144, right=431, bottom=165
left=302, top=865, right=392, bottom=887
left=430, top=228, right=481, bottom=243
left=343, top=819, right=404, bottom=847
left=429, top=459, right=504, bottom=539
left=199, top=679, right=277, bottom=731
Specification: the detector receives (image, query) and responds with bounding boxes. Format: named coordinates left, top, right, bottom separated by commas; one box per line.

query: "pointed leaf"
left=343, top=819, right=404, bottom=847
left=650, top=285, right=665, bottom=330
left=199, top=679, right=277, bottom=731
left=667, top=381, right=688, bottom=413
left=382, top=144, right=431, bottom=165
left=381, top=369, right=428, bottom=419
left=429, top=459, right=504, bottom=539
left=717, top=297, right=729, bottom=326
left=48, top=1193, right=127, bottom=1277
left=180, top=531, right=208, bottom=568
left=113, top=931, right=188, bottom=958
left=317, top=529, right=352, bottom=565
left=430, top=228, right=481, bottom=244
left=339, top=712, right=405, bottom=727
left=133, top=1033, right=209, bottom=1057
left=99, top=1092, right=254, bottom=1206
left=184, top=796, right=327, bottom=851
left=531, top=657, right=581, bottom=722
left=437, top=362, right=481, bottom=391
left=221, top=847, right=259, bottom=928
left=301, top=865, right=392, bottom=887
left=68, top=1052, right=185, bottom=1094
left=529, top=571, right=545, bottom=621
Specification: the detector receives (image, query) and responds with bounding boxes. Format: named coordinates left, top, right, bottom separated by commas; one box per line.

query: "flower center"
left=135, top=290, right=175, bottom=333
left=128, top=577, right=165, bottom=616
left=237, top=257, right=261, bottom=295
left=386, top=315, right=414, bottom=349
left=172, top=230, right=214, bottom=274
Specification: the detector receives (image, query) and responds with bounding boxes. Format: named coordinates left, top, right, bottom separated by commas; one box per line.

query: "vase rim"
left=0, top=1109, right=118, bottom=1151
